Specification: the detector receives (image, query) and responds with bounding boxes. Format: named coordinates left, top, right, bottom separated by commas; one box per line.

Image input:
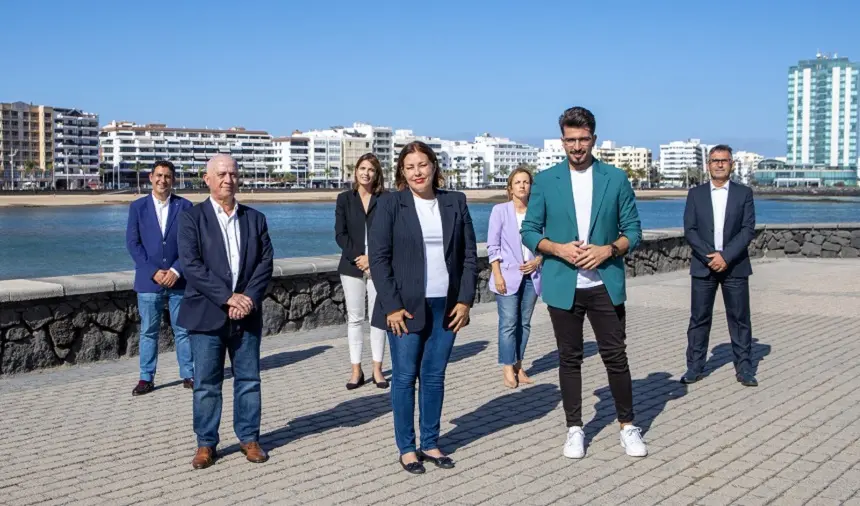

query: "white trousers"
left=340, top=274, right=387, bottom=364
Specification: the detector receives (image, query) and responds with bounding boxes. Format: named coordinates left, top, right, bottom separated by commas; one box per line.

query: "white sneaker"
left=620, top=425, right=647, bottom=457
left=563, top=426, right=585, bottom=459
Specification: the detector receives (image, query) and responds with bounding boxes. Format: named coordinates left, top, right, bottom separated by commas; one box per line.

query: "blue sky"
left=2, top=0, right=858, bottom=157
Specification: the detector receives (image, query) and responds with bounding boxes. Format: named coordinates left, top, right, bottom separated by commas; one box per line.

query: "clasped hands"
left=553, top=241, right=613, bottom=270
left=152, top=269, right=179, bottom=288
left=227, top=293, right=254, bottom=320
left=387, top=302, right=471, bottom=337
left=706, top=252, right=727, bottom=272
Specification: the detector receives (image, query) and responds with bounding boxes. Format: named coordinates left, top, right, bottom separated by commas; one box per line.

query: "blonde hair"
left=506, top=167, right=534, bottom=200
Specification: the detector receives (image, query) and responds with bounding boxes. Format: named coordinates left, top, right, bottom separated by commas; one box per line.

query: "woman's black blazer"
left=334, top=189, right=379, bottom=278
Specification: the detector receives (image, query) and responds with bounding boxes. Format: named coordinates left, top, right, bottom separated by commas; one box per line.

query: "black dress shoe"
left=680, top=372, right=702, bottom=384
left=372, top=375, right=390, bottom=389
left=346, top=371, right=365, bottom=390
left=399, top=456, right=425, bottom=474
left=132, top=380, right=154, bottom=396
left=417, top=450, right=455, bottom=469
left=737, top=373, right=758, bottom=387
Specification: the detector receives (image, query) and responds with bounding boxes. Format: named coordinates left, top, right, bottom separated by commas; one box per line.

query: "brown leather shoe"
left=191, top=446, right=217, bottom=469
left=240, top=442, right=269, bottom=463
left=132, top=380, right=154, bottom=396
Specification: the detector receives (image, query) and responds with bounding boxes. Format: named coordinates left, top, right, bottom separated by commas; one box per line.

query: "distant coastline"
left=1, top=187, right=859, bottom=208
left=0, top=188, right=690, bottom=208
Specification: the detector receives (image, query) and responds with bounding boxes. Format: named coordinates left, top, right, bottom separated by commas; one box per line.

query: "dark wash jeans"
left=388, top=297, right=456, bottom=455
left=547, top=285, right=634, bottom=427
left=191, top=322, right=262, bottom=448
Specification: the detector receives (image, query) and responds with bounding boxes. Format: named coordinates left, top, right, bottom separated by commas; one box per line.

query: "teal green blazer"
left=521, top=160, right=642, bottom=309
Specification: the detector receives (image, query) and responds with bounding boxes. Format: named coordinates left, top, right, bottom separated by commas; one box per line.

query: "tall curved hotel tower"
left=787, top=54, right=858, bottom=169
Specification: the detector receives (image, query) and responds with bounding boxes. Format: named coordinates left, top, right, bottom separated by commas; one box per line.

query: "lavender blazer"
left=487, top=201, right=542, bottom=296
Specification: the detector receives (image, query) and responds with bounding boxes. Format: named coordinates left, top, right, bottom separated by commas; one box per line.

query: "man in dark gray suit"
left=681, top=144, right=758, bottom=387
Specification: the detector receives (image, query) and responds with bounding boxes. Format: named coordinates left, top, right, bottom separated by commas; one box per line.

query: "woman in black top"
left=334, top=153, right=389, bottom=390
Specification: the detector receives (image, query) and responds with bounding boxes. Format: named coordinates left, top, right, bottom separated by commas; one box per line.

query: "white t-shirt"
left=570, top=166, right=604, bottom=288
left=414, top=197, right=449, bottom=297
left=515, top=211, right=530, bottom=261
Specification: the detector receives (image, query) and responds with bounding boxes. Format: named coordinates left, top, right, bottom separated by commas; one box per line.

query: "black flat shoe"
left=417, top=450, right=455, bottom=469
left=680, top=372, right=702, bottom=384
left=736, top=373, right=758, bottom=387
left=372, top=375, right=390, bottom=389
left=346, top=371, right=365, bottom=390
left=399, top=456, right=425, bottom=474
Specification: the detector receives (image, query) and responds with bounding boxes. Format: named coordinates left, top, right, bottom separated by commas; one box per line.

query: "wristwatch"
left=610, top=244, right=620, bottom=258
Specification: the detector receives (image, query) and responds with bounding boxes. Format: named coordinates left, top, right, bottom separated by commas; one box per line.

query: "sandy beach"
left=0, top=188, right=689, bottom=208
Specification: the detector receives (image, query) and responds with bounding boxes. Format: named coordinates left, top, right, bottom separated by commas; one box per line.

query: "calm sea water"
left=1, top=197, right=859, bottom=280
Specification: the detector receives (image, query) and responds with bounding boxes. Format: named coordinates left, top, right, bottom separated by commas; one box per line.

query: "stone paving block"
left=1, top=259, right=859, bottom=504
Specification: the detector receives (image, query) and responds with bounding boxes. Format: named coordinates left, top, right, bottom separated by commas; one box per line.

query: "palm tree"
left=97, top=164, right=105, bottom=189
left=470, top=161, right=483, bottom=188
left=685, top=166, right=702, bottom=187
left=323, top=167, right=333, bottom=188
left=132, top=162, right=144, bottom=194
left=649, top=166, right=661, bottom=188
left=43, top=162, right=53, bottom=190
left=619, top=162, right=635, bottom=181
left=632, top=167, right=648, bottom=188
left=496, top=164, right=510, bottom=186
left=23, top=160, right=37, bottom=191
left=344, top=163, right=355, bottom=183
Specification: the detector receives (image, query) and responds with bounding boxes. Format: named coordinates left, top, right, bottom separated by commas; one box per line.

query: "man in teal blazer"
left=521, top=106, right=646, bottom=460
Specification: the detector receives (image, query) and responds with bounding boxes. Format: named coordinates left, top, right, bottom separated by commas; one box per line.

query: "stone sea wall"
left=1, top=224, right=858, bottom=375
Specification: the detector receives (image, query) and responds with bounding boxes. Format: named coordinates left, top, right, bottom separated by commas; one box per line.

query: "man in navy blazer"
left=178, top=154, right=274, bottom=470
left=682, top=145, right=758, bottom=387
left=126, top=160, right=194, bottom=397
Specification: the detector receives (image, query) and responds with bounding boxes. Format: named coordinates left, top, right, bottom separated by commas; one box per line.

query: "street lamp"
left=10, top=149, right=17, bottom=190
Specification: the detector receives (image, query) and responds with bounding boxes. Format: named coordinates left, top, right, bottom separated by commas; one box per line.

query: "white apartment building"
left=592, top=141, right=652, bottom=180
left=473, top=134, right=539, bottom=187
left=538, top=139, right=565, bottom=171
left=54, top=108, right=100, bottom=189
left=99, top=121, right=274, bottom=188
left=659, top=139, right=707, bottom=187
left=787, top=54, right=858, bottom=168
left=300, top=128, right=344, bottom=188
left=349, top=122, right=394, bottom=170
left=441, top=140, right=486, bottom=189
left=272, top=135, right=310, bottom=186
left=732, top=151, right=764, bottom=184
left=393, top=129, right=451, bottom=173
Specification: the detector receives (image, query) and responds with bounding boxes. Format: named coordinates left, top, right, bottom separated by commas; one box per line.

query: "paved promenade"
left=2, top=258, right=860, bottom=506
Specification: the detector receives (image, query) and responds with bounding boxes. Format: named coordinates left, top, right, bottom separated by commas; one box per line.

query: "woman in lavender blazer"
left=487, top=168, right=542, bottom=388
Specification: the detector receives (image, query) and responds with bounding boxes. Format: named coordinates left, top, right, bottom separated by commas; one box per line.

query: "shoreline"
left=0, top=189, right=692, bottom=208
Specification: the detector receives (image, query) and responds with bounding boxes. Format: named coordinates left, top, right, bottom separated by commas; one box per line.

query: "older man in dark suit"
left=178, top=154, right=274, bottom=469
left=682, top=144, right=758, bottom=387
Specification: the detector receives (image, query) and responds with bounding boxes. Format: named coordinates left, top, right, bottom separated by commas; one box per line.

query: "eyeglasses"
left=709, top=159, right=732, bottom=165
left=562, top=136, right=593, bottom=146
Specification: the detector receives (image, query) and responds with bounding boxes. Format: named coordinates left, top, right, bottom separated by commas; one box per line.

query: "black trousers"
left=547, top=285, right=634, bottom=427
left=686, top=273, right=753, bottom=376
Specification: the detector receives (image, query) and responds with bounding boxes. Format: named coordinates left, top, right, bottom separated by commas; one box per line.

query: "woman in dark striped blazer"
left=369, top=141, right=478, bottom=475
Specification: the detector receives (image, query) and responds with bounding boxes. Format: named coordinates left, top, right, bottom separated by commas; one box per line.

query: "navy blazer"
left=126, top=194, right=193, bottom=293
left=177, top=200, right=274, bottom=333
left=368, top=188, right=478, bottom=333
left=683, top=181, right=756, bottom=278
left=334, top=189, right=380, bottom=278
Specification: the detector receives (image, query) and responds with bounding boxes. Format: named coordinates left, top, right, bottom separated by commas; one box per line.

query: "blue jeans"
left=137, top=289, right=193, bottom=382
left=497, top=277, right=538, bottom=366
left=190, top=324, right=262, bottom=448
left=388, top=297, right=456, bottom=455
